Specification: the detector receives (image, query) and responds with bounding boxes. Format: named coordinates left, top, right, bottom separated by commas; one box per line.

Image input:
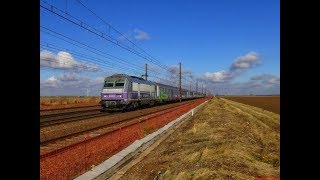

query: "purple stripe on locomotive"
left=101, top=92, right=128, bottom=100
left=129, top=92, right=139, bottom=99
left=101, top=91, right=156, bottom=101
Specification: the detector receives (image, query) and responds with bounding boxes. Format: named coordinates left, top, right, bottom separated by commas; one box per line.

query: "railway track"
left=39, top=100, right=192, bottom=127
left=40, top=109, right=110, bottom=127
left=40, top=99, right=200, bottom=148
left=40, top=104, right=162, bottom=127
left=40, top=98, right=209, bottom=180
left=40, top=105, right=101, bottom=115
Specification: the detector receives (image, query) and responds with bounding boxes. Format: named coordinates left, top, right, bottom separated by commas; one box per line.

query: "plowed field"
left=222, top=96, right=280, bottom=114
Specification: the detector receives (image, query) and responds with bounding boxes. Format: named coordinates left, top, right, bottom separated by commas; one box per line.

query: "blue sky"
left=40, top=0, right=279, bottom=96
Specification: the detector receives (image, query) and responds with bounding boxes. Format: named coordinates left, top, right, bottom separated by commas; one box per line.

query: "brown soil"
left=117, top=98, right=280, bottom=180
left=222, top=96, right=280, bottom=114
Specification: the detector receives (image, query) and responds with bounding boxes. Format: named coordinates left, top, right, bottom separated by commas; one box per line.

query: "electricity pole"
left=179, top=62, right=182, bottom=102
left=196, top=80, right=198, bottom=97
left=145, top=63, right=148, bottom=80
left=202, top=84, right=203, bottom=95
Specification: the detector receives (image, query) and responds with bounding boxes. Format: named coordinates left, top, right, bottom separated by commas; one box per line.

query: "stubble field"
left=117, top=97, right=280, bottom=179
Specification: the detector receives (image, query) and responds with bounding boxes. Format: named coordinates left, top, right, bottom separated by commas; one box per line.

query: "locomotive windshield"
left=115, top=79, right=125, bottom=87
left=103, top=78, right=125, bottom=88
left=104, top=82, right=114, bottom=87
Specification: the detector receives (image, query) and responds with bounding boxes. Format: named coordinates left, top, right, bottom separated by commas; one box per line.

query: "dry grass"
left=40, top=96, right=100, bottom=110
left=119, top=98, right=280, bottom=180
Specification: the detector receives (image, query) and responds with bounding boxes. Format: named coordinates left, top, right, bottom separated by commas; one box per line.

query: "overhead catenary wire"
left=40, top=49, right=145, bottom=77
left=74, top=0, right=168, bottom=70
left=40, top=42, right=146, bottom=75
left=40, top=1, right=202, bottom=90
left=40, top=1, right=170, bottom=72
left=40, top=56, right=144, bottom=79
left=40, top=61, right=187, bottom=93
left=40, top=26, right=145, bottom=71
left=40, top=26, right=166, bottom=77
left=40, top=42, right=146, bottom=74
left=41, top=1, right=195, bottom=79
left=40, top=58, right=178, bottom=88
left=40, top=42, right=167, bottom=82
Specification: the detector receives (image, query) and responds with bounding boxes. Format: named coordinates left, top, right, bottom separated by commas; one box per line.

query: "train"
left=99, top=74, right=205, bottom=110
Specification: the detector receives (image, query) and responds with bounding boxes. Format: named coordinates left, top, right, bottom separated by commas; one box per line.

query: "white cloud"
left=133, top=28, right=150, bottom=41
left=268, top=77, right=280, bottom=85
left=95, top=77, right=105, bottom=83
left=40, top=50, right=100, bottom=72
left=42, top=76, right=59, bottom=88
left=40, top=73, right=105, bottom=96
left=47, top=76, right=57, bottom=82
left=155, top=52, right=265, bottom=94
left=167, top=65, right=194, bottom=76
left=165, top=65, right=197, bottom=84
left=230, top=52, right=260, bottom=71
left=200, top=51, right=260, bottom=83
left=117, top=28, right=151, bottom=44
left=206, top=73, right=280, bottom=95
left=167, top=65, right=179, bottom=75
left=196, top=52, right=280, bottom=95
left=251, top=73, right=273, bottom=80
left=251, top=74, right=280, bottom=85
left=204, top=71, right=231, bottom=83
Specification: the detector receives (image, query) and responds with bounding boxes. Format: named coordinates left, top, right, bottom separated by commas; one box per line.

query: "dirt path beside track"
left=116, top=98, right=280, bottom=179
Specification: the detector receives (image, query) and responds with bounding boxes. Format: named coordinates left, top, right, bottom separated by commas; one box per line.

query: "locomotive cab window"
left=104, top=82, right=114, bottom=87
left=115, top=79, right=125, bottom=87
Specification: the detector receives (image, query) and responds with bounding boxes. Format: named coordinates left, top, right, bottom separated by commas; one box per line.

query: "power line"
left=40, top=42, right=166, bottom=81
left=40, top=45, right=145, bottom=76
left=40, top=42, right=146, bottom=74
left=40, top=26, right=165, bottom=77
left=40, top=26, right=142, bottom=70
left=40, top=1, right=170, bottom=72
left=74, top=0, right=168, bottom=70
left=40, top=57, right=143, bottom=78
left=179, top=62, right=182, bottom=102
left=40, top=1, right=200, bottom=88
